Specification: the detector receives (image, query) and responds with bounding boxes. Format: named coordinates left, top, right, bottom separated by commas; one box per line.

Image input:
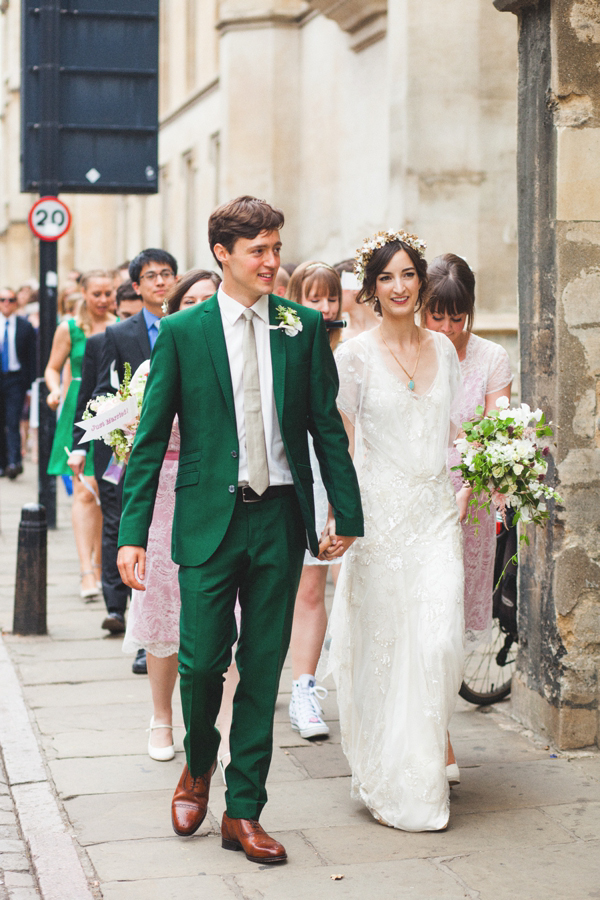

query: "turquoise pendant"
left=408, top=379, right=415, bottom=391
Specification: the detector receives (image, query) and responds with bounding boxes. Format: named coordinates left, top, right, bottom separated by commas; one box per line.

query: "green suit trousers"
left=178, top=489, right=306, bottom=820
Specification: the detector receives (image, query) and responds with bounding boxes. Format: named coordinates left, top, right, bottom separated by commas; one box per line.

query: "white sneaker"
left=289, top=674, right=330, bottom=739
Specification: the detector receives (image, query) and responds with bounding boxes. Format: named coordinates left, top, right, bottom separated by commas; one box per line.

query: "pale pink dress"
left=123, top=421, right=181, bottom=657
left=123, top=419, right=241, bottom=657
left=448, top=334, right=512, bottom=645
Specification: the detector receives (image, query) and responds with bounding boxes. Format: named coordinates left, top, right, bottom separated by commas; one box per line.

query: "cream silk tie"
left=242, top=308, right=269, bottom=495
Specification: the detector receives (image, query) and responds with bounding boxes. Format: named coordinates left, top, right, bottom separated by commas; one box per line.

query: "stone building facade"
left=0, top=0, right=518, bottom=338
left=495, top=0, right=600, bottom=749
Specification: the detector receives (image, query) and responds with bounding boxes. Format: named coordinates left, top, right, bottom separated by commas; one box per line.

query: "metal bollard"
left=13, top=504, right=47, bottom=635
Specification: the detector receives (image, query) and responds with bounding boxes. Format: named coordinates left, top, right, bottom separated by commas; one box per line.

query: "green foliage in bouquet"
left=452, top=399, right=563, bottom=540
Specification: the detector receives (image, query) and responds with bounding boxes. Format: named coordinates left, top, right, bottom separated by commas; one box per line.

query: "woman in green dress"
left=45, top=270, right=117, bottom=600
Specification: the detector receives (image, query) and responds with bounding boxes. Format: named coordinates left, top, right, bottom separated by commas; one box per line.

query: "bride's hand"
left=456, top=485, right=472, bottom=523
left=318, top=516, right=336, bottom=560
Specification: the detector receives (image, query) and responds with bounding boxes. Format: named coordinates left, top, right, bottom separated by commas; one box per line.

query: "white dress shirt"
left=218, top=287, right=293, bottom=487
left=1, top=313, right=21, bottom=372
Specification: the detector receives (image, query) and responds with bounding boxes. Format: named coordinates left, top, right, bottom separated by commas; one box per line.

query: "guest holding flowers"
left=123, top=272, right=236, bottom=764
left=423, top=254, right=512, bottom=652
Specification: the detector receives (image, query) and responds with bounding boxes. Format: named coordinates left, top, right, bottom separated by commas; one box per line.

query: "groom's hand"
left=117, top=545, right=147, bottom=592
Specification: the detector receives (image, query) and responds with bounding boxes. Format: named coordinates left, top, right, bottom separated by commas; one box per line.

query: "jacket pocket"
left=179, top=450, right=202, bottom=466
left=175, top=470, right=200, bottom=490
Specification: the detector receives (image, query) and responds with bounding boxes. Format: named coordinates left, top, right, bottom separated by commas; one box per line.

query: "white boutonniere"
left=270, top=305, right=303, bottom=337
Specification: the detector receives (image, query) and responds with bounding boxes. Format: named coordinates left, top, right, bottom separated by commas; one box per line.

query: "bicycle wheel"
left=459, top=617, right=517, bottom=705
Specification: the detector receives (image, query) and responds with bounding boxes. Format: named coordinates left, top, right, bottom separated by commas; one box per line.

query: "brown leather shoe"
left=171, top=761, right=216, bottom=836
left=221, top=812, right=287, bottom=863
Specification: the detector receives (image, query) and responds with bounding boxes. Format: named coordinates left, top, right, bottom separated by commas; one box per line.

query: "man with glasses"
left=88, top=250, right=177, bottom=661
left=0, top=288, right=36, bottom=479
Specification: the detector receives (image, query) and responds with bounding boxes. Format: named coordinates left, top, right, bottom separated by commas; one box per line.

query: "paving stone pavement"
left=1, top=464, right=600, bottom=899
left=0, top=753, right=39, bottom=900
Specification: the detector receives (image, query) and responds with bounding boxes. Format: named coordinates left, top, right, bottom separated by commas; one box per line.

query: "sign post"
left=29, top=197, right=71, bottom=530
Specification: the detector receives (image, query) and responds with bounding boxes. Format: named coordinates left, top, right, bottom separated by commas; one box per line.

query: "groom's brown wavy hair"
left=208, top=196, right=285, bottom=269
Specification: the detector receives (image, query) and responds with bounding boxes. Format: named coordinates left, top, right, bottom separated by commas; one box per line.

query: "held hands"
left=117, top=546, right=147, bottom=592
left=318, top=515, right=356, bottom=561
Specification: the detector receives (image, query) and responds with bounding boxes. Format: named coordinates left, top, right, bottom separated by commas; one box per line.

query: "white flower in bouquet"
left=452, top=398, right=563, bottom=543
left=82, top=360, right=150, bottom=464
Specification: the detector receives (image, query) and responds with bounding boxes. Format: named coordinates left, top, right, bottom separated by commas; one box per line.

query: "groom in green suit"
left=118, top=196, right=363, bottom=864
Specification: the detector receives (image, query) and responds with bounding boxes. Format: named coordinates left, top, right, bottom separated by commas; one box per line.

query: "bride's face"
left=375, top=249, right=421, bottom=322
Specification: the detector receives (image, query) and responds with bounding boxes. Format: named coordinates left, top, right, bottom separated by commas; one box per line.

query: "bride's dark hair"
left=357, top=241, right=428, bottom=315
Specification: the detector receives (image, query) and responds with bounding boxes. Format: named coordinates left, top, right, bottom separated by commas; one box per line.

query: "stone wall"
left=495, top=0, right=600, bottom=748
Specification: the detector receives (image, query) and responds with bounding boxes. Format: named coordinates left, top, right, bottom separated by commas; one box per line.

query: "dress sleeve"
left=335, top=340, right=365, bottom=425
left=486, top=342, right=513, bottom=394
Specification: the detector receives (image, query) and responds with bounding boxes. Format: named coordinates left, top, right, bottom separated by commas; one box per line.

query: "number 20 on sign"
left=28, top=196, right=72, bottom=242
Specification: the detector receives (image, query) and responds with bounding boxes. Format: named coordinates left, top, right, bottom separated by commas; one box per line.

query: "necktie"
left=242, top=308, right=269, bottom=496
left=2, top=320, right=9, bottom=373
left=149, top=320, right=159, bottom=350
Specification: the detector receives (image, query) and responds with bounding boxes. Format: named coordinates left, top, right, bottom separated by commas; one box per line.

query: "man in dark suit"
left=70, top=282, right=143, bottom=638
left=0, top=288, right=36, bottom=479
left=95, top=249, right=178, bottom=399
left=79, top=250, right=177, bottom=670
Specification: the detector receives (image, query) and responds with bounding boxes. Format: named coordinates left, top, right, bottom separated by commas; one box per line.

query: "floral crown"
left=354, top=229, right=427, bottom=283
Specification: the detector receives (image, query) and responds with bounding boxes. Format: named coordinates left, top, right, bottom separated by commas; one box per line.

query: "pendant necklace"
left=381, top=328, right=422, bottom=391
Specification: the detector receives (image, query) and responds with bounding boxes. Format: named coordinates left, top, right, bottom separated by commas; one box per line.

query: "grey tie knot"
left=243, top=308, right=254, bottom=321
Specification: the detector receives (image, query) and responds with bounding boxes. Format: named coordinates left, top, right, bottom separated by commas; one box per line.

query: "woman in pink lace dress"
left=123, top=270, right=240, bottom=764
left=423, top=254, right=513, bottom=646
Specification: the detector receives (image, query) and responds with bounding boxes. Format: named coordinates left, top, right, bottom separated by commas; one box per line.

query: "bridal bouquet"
left=453, top=397, right=562, bottom=532
left=79, top=360, right=149, bottom=464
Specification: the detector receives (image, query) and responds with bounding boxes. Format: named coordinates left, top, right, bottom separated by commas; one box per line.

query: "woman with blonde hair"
left=45, top=269, right=116, bottom=599
left=286, top=261, right=344, bottom=739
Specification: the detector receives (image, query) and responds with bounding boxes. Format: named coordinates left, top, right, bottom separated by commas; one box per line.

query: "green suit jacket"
left=118, top=293, right=364, bottom=567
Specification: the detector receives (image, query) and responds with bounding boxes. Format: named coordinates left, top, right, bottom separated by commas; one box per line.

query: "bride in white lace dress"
left=321, top=232, right=465, bottom=832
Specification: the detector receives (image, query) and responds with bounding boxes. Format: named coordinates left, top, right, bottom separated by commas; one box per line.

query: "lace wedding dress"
left=322, top=329, right=465, bottom=831
left=448, top=333, right=512, bottom=644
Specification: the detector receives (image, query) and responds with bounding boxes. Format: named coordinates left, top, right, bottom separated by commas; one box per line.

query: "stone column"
left=217, top=1, right=308, bottom=250
left=494, top=0, right=600, bottom=748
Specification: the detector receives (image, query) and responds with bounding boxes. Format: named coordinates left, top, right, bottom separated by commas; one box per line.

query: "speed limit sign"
left=28, top=196, right=72, bottom=242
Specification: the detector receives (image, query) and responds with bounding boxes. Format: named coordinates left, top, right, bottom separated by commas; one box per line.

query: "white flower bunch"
left=353, top=229, right=427, bottom=283
left=83, top=360, right=149, bottom=464
left=453, top=398, right=562, bottom=531
left=272, top=305, right=303, bottom=337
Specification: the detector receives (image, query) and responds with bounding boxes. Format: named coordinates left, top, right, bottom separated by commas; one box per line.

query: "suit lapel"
left=269, top=295, right=286, bottom=425
left=199, top=296, right=236, bottom=425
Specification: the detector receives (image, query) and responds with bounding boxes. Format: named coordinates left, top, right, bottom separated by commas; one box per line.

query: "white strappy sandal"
left=218, top=752, right=231, bottom=782
left=147, top=717, right=175, bottom=761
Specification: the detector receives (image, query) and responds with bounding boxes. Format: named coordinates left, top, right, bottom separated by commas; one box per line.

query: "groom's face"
left=217, top=230, right=281, bottom=299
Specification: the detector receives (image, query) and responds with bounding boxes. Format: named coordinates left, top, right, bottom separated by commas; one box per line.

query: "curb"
left=0, top=637, right=94, bottom=900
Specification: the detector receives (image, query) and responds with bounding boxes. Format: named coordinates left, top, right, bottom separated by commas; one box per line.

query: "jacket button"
left=231, top=450, right=238, bottom=458
left=229, top=485, right=235, bottom=493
